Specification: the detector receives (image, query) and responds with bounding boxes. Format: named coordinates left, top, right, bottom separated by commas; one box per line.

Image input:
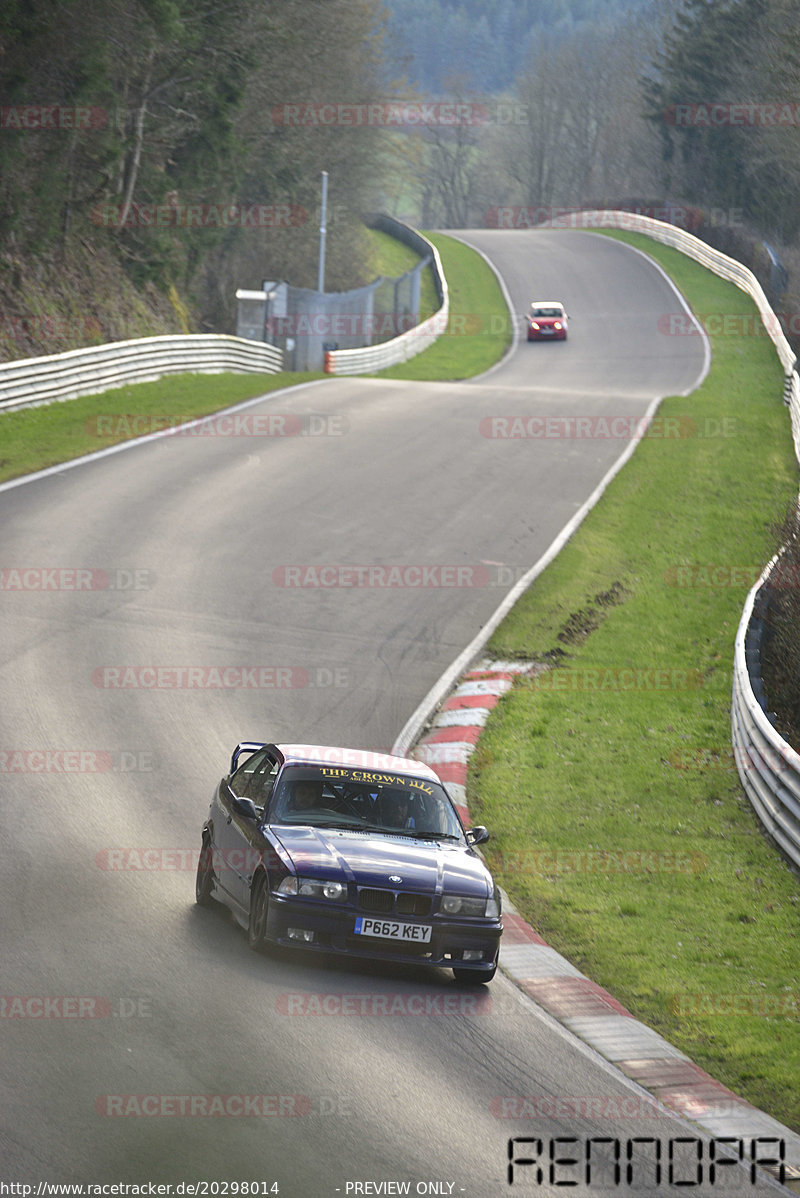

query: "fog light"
left=462, top=949, right=483, bottom=961
left=287, top=928, right=315, bottom=942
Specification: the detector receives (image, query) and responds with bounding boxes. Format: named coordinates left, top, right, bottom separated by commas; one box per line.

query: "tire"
left=247, top=873, right=270, bottom=952
left=195, top=838, right=215, bottom=907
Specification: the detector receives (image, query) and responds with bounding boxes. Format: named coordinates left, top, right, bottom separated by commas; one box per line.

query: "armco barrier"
left=324, top=217, right=448, bottom=375
left=732, top=558, right=800, bottom=868
left=0, top=334, right=283, bottom=413
left=573, top=210, right=800, bottom=462
left=573, top=210, right=800, bottom=872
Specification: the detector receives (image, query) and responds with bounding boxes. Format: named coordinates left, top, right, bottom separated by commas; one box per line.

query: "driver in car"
left=291, top=780, right=324, bottom=811
left=382, top=789, right=415, bottom=829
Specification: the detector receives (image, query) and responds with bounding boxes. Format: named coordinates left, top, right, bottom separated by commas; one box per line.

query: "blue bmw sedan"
left=196, top=742, right=502, bottom=983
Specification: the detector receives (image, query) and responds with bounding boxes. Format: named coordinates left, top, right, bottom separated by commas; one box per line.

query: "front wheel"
left=195, top=838, right=215, bottom=907
left=248, top=873, right=270, bottom=952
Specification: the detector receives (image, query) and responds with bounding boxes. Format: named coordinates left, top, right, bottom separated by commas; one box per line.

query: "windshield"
left=531, top=306, right=563, bottom=317
left=268, top=764, right=465, bottom=841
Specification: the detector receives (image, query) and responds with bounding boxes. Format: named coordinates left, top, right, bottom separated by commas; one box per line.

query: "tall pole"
left=318, top=170, right=327, bottom=293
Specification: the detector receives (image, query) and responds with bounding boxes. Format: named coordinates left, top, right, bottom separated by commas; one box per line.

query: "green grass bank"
left=0, top=372, right=325, bottom=485
left=0, top=227, right=508, bottom=483
left=2, top=215, right=798, bottom=1128
left=375, top=232, right=511, bottom=380
left=468, top=230, right=800, bottom=1130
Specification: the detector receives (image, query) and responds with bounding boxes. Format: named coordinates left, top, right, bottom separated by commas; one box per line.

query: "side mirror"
left=467, top=826, right=489, bottom=846
left=233, top=796, right=259, bottom=821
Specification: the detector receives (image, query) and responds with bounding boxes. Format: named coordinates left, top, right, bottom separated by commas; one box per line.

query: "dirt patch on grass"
left=556, top=580, right=628, bottom=646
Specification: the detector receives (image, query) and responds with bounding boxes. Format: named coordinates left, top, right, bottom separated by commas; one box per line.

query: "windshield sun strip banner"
left=310, top=767, right=436, bottom=795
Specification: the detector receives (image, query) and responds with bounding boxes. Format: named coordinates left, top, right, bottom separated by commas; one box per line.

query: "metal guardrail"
left=574, top=210, right=800, bottom=462
left=0, top=334, right=283, bottom=413
left=732, top=560, right=800, bottom=868
left=324, top=218, right=449, bottom=375
left=4, top=210, right=798, bottom=866
left=574, top=210, right=800, bottom=870
left=0, top=216, right=445, bottom=401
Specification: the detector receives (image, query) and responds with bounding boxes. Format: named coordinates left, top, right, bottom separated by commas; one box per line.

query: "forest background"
left=1, top=0, right=799, bottom=356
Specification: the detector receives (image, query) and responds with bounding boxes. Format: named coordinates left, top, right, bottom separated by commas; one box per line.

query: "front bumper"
left=527, top=326, right=566, bottom=340
left=266, top=893, right=502, bottom=973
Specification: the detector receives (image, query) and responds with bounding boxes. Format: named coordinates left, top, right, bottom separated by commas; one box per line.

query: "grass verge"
left=0, top=228, right=507, bottom=481
left=374, top=232, right=511, bottom=380
left=0, top=372, right=324, bottom=484
left=468, top=229, right=800, bottom=1131
left=364, top=228, right=439, bottom=320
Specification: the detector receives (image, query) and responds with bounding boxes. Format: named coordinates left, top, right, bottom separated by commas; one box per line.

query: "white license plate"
left=354, top=917, right=432, bottom=943
left=541, top=327, right=554, bottom=334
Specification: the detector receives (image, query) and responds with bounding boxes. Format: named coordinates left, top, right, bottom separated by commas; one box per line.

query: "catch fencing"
left=574, top=210, right=800, bottom=872
left=1, top=216, right=448, bottom=407
left=323, top=216, right=449, bottom=375
left=0, top=334, right=283, bottom=413
left=238, top=258, right=430, bottom=373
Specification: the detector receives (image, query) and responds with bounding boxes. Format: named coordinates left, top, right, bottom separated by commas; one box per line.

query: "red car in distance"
left=527, top=300, right=569, bottom=341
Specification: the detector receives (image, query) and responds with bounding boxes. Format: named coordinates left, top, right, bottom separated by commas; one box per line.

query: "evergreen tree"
left=644, top=0, right=800, bottom=239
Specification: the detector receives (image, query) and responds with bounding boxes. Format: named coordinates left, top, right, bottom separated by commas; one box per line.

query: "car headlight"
left=277, top=875, right=347, bottom=901
left=441, top=895, right=490, bottom=917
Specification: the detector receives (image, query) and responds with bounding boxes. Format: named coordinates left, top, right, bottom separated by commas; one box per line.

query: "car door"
left=214, top=749, right=279, bottom=909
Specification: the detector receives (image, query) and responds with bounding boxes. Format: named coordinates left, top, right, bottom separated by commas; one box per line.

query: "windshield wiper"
left=310, top=822, right=460, bottom=840
left=336, top=823, right=424, bottom=837
left=310, top=820, right=366, bottom=831
left=364, top=826, right=457, bottom=840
